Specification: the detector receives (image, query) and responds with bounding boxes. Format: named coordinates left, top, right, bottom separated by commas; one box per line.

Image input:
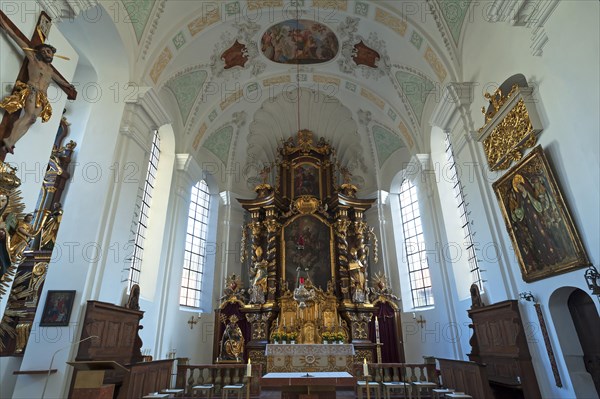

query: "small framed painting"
left=40, top=290, right=76, bottom=326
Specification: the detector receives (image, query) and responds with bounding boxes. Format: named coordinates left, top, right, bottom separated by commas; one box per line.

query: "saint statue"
left=219, top=315, right=244, bottom=362
left=349, top=247, right=366, bottom=303
left=249, top=259, right=268, bottom=304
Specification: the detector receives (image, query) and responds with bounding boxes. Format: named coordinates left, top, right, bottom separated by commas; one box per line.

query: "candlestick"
left=246, top=359, right=252, bottom=377
left=375, top=316, right=380, bottom=344
left=245, top=375, right=252, bottom=399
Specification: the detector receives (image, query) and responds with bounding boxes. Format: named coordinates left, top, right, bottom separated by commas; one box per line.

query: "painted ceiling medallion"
left=261, top=19, right=339, bottom=64
left=352, top=40, right=380, bottom=68
left=221, top=40, right=249, bottom=69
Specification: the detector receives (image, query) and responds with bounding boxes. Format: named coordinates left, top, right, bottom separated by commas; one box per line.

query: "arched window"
left=128, top=130, right=160, bottom=288
left=444, top=134, right=483, bottom=291
left=180, top=180, right=211, bottom=308
left=399, top=179, right=434, bottom=308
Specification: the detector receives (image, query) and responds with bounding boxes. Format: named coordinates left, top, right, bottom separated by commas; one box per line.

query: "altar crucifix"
left=0, top=10, right=77, bottom=160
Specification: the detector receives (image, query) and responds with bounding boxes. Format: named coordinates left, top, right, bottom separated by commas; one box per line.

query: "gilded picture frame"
left=493, top=145, right=590, bottom=282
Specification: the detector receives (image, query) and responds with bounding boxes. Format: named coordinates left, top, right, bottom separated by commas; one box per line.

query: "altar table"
left=265, top=344, right=355, bottom=373
left=260, top=371, right=356, bottom=399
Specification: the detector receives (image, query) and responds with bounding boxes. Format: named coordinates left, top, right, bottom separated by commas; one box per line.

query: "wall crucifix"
left=0, top=10, right=77, bottom=160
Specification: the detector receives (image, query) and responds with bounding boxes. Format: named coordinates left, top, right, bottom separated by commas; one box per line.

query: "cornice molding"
left=133, top=87, right=172, bottom=129
left=38, top=0, right=98, bottom=21
left=487, top=0, right=559, bottom=56
left=430, top=82, right=475, bottom=131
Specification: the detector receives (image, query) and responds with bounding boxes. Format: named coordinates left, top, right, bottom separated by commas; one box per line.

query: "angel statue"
left=1, top=211, right=49, bottom=279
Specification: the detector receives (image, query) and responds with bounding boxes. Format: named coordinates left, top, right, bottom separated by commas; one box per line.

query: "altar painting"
left=292, top=163, right=320, bottom=198
left=282, top=215, right=332, bottom=290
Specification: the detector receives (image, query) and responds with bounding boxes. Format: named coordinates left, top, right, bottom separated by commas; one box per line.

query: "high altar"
left=214, top=130, right=404, bottom=373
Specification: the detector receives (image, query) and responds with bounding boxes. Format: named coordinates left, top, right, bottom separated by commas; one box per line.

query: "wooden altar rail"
left=352, top=362, right=438, bottom=384
left=176, top=363, right=262, bottom=397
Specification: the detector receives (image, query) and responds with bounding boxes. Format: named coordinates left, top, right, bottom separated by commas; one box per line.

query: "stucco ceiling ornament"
left=232, top=111, right=247, bottom=128
left=357, top=109, right=372, bottom=127
left=210, top=21, right=265, bottom=79
left=337, top=17, right=390, bottom=80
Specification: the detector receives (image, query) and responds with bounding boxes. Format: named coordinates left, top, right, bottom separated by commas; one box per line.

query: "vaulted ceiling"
left=115, top=0, right=471, bottom=194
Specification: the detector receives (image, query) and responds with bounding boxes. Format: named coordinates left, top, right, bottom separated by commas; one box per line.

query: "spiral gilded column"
left=334, top=209, right=351, bottom=301
left=264, top=208, right=280, bottom=302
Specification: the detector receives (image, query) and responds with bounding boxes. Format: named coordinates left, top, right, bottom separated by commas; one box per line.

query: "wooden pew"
left=437, top=358, right=494, bottom=399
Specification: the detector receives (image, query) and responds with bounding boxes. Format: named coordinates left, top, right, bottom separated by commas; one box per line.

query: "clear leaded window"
left=399, top=179, right=434, bottom=307
left=128, top=131, right=160, bottom=288
left=444, top=134, right=483, bottom=291
left=180, top=180, right=211, bottom=308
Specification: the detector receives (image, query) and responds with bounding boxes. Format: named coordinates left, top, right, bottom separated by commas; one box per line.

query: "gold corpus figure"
left=0, top=16, right=75, bottom=154
left=219, top=315, right=245, bottom=361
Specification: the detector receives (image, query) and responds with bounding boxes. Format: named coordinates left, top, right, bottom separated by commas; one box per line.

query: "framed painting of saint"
left=292, top=163, right=320, bottom=198
left=40, top=290, right=76, bottom=326
left=493, top=145, right=590, bottom=282
left=282, top=214, right=333, bottom=290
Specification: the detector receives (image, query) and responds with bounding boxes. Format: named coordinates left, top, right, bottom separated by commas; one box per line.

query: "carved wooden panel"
left=118, top=359, right=173, bottom=399
left=76, top=301, right=143, bottom=364
left=438, top=358, right=494, bottom=399
left=468, top=300, right=541, bottom=398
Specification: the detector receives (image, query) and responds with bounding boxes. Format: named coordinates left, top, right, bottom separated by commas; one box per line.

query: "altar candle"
left=363, top=358, right=369, bottom=376
left=375, top=316, right=380, bottom=343
left=246, top=359, right=252, bottom=377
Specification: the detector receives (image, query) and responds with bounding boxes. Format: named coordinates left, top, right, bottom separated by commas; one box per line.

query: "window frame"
left=398, top=179, right=434, bottom=308
left=180, top=179, right=211, bottom=308
left=128, top=131, right=160, bottom=289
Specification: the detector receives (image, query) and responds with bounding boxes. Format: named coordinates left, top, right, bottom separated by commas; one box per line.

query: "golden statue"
left=349, top=247, right=366, bottom=303
left=36, top=202, right=62, bottom=250
left=2, top=212, right=48, bottom=266
left=219, top=315, right=244, bottom=362
left=249, top=259, right=268, bottom=304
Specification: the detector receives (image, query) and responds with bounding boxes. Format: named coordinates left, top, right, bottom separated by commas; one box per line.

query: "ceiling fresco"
left=106, top=0, right=476, bottom=192
left=261, top=19, right=339, bottom=64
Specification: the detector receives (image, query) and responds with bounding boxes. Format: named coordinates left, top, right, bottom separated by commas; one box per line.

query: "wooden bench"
left=437, top=358, right=494, bottom=399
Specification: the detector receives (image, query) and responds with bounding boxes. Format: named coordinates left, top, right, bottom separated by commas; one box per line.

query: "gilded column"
left=264, top=208, right=280, bottom=302
left=334, top=209, right=351, bottom=301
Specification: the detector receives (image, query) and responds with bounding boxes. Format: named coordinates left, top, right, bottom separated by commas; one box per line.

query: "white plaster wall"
left=453, top=2, right=600, bottom=398
left=7, top=4, right=133, bottom=398
left=387, top=5, right=599, bottom=391
left=0, top=5, right=76, bottom=398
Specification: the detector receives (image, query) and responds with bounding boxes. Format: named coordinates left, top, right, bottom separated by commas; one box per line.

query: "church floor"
left=257, top=392, right=357, bottom=398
